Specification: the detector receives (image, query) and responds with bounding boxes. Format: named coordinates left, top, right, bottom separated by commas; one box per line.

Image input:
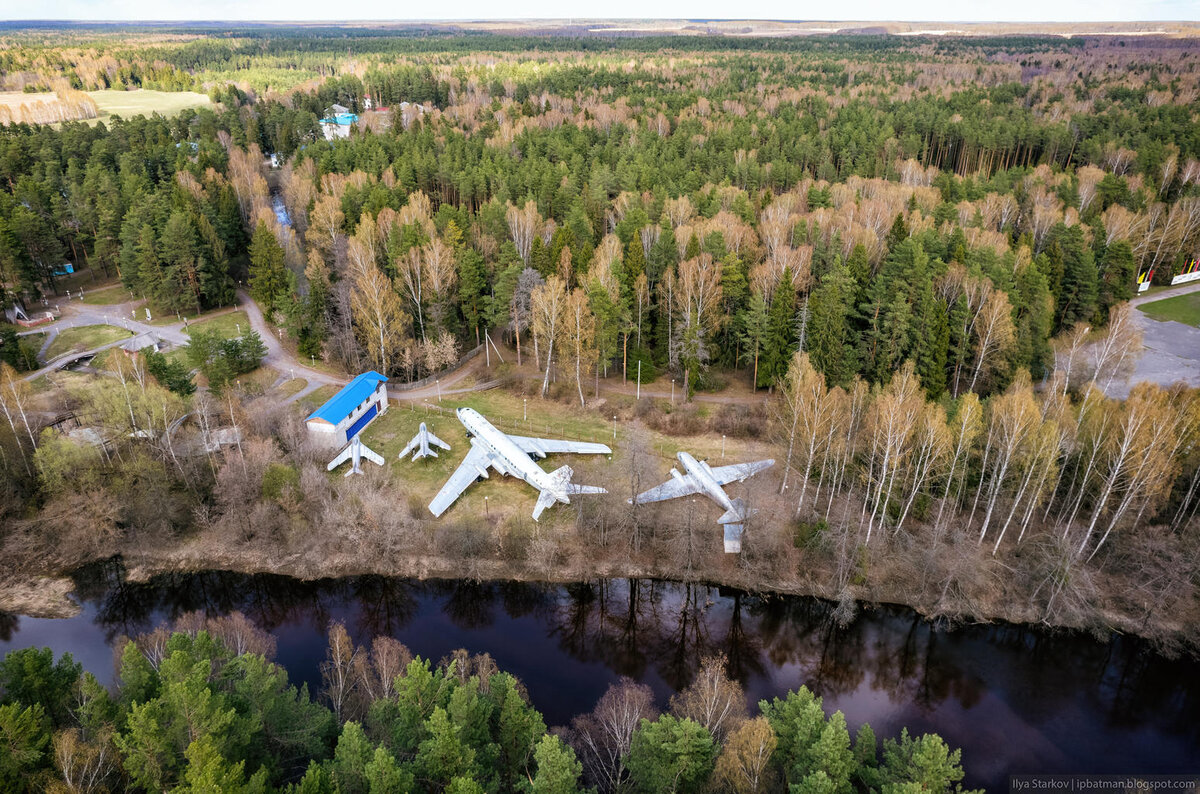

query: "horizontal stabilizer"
left=717, top=497, right=750, bottom=525
left=532, top=488, right=559, bottom=521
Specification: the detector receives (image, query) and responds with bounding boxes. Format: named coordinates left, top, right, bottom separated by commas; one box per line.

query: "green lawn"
left=1139, top=292, right=1200, bottom=327
left=184, top=310, right=251, bottom=339
left=81, top=284, right=138, bottom=305
left=44, top=325, right=133, bottom=360
left=274, top=378, right=308, bottom=399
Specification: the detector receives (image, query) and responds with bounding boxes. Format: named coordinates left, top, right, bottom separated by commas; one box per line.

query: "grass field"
left=81, top=284, right=138, bottom=306
left=275, top=378, right=308, bottom=400
left=44, top=325, right=132, bottom=360
left=88, top=90, right=210, bottom=123
left=2, top=89, right=211, bottom=126
left=1139, top=292, right=1200, bottom=327
left=184, top=310, right=251, bottom=339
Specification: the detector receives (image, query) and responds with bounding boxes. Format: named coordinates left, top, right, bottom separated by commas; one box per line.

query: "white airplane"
left=327, top=435, right=385, bottom=477
left=399, top=422, right=451, bottom=461
left=630, top=451, right=774, bottom=553
left=429, top=407, right=611, bottom=520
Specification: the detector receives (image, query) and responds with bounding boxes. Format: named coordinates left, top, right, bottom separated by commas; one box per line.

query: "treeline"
left=0, top=618, right=977, bottom=793
left=0, top=114, right=246, bottom=306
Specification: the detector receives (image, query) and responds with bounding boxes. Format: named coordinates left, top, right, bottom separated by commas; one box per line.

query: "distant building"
left=319, top=111, right=359, bottom=141
left=305, top=371, right=389, bottom=445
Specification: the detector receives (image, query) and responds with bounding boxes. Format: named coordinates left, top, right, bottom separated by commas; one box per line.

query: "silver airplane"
left=630, top=451, right=774, bottom=553
left=399, top=422, right=451, bottom=461
left=327, top=435, right=385, bottom=477
left=429, top=407, right=610, bottom=520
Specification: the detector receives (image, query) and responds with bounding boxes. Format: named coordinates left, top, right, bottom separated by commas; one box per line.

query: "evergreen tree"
left=759, top=277, right=796, bottom=388
left=627, top=715, right=716, bottom=794
left=248, top=221, right=289, bottom=319
left=807, top=261, right=859, bottom=387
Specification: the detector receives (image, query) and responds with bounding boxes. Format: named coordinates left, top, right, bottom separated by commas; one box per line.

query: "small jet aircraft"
left=429, top=407, right=610, bottom=520
left=630, top=451, right=774, bottom=553
left=327, top=435, right=385, bottom=477
left=400, top=422, right=451, bottom=461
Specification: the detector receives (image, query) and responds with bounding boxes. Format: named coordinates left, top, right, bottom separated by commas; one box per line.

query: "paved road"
left=1107, top=281, right=1200, bottom=398
left=20, top=298, right=194, bottom=382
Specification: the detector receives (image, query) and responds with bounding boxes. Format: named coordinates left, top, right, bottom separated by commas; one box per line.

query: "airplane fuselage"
left=676, top=451, right=736, bottom=513
left=458, top=407, right=567, bottom=501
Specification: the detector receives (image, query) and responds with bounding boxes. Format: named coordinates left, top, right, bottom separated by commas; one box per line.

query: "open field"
left=184, top=310, right=250, bottom=339
left=353, top=388, right=769, bottom=526
left=88, top=89, right=210, bottom=123
left=1140, top=292, right=1200, bottom=327
left=80, top=284, right=137, bottom=305
left=43, top=324, right=132, bottom=360
left=1, top=89, right=210, bottom=126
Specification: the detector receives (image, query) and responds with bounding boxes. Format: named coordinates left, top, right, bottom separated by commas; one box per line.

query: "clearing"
left=354, top=389, right=766, bottom=526
left=44, top=325, right=132, bottom=360
left=184, top=310, right=251, bottom=339
left=88, top=90, right=211, bottom=124
left=81, top=284, right=138, bottom=306
left=1139, top=292, right=1200, bottom=327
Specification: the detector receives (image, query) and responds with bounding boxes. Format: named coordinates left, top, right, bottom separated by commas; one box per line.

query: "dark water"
left=2, top=562, right=1197, bottom=792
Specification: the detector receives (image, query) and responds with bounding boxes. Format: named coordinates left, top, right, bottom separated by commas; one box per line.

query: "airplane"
left=630, top=451, right=774, bottom=553
left=429, top=407, right=611, bottom=520
left=327, top=435, right=385, bottom=477
left=400, top=422, right=451, bottom=461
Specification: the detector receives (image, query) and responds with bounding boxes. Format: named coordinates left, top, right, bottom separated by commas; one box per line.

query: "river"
left=2, top=564, right=1197, bottom=791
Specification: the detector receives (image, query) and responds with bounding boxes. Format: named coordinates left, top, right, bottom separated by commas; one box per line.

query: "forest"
left=1, top=29, right=1199, bottom=659
left=0, top=616, right=977, bottom=793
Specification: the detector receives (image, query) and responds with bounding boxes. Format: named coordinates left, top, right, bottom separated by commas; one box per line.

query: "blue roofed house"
left=306, top=371, right=389, bottom=445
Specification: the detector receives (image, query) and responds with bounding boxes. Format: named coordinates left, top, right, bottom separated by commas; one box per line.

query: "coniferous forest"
left=2, top=28, right=1200, bottom=791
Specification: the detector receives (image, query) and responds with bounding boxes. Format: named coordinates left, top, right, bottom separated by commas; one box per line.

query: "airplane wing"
left=630, top=474, right=703, bottom=504
left=708, top=459, right=775, bottom=486
left=326, top=446, right=353, bottom=472
left=426, top=430, right=451, bottom=451
left=509, top=435, right=612, bottom=457
left=360, top=444, right=385, bottom=467
left=429, top=444, right=492, bottom=517
left=399, top=437, right=420, bottom=459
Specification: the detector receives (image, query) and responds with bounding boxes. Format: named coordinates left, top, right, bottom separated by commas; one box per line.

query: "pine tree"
left=759, top=273, right=796, bottom=388
left=807, top=262, right=858, bottom=387
left=739, top=293, right=770, bottom=388
left=248, top=221, right=289, bottom=319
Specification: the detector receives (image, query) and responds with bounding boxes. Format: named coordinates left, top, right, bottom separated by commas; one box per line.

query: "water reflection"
left=3, top=561, right=1196, bottom=791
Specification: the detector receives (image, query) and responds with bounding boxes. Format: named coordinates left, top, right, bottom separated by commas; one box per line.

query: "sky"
left=10, top=0, right=1200, bottom=23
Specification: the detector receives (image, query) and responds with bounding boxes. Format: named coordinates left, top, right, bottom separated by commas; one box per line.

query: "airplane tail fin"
left=717, top=497, right=753, bottom=525
left=718, top=498, right=754, bottom=553
left=550, top=464, right=607, bottom=495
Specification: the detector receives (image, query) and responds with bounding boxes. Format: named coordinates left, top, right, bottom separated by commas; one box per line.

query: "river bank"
left=5, top=525, right=1196, bottom=657
left=4, top=568, right=1199, bottom=793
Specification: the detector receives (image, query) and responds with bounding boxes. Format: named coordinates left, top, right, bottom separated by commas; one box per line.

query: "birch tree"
left=349, top=246, right=410, bottom=376
left=531, top=276, right=568, bottom=397
left=563, top=288, right=598, bottom=407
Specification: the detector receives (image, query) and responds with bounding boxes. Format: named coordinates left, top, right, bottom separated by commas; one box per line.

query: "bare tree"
left=667, top=653, right=748, bottom=742
left=567, top=678, right=658, bottom=794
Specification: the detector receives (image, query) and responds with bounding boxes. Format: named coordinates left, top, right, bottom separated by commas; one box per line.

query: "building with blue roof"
left=305, top=371, right=388, bottom=445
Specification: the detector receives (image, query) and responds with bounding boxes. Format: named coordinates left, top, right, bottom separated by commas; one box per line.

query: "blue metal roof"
left=306, top=371, right=387, bottom=425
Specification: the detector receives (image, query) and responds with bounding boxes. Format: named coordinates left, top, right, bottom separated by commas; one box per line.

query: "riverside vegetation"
left=0, top=615, right=980, bottom=793
left=0, top=28, right=1198, bottom=653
